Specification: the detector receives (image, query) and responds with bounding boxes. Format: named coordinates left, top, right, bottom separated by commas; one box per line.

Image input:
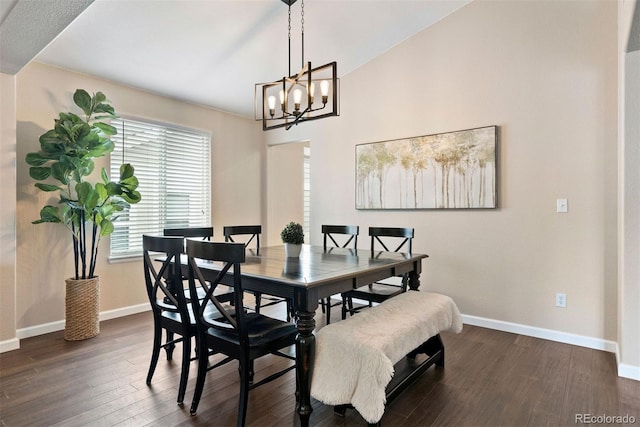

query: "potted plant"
left=281, top=221, right=304, bottom=258
left=25, top=89, right=141, bottom=341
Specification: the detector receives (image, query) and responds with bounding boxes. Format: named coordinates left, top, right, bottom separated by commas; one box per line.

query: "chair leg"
left=254, top=292, right=262, bottom=314
left=325, top=298, right=331, bottom=324
left=190, top=336, right=209, bottom=415
left=177, top=334, right=191, bottom=404
left=146, top=321, right=163, bottom=385
left=165, top=330, right=175, bottom=360
left=341, top=295, right=348, bottom=320
left=237, top=355, right=251, bottom=427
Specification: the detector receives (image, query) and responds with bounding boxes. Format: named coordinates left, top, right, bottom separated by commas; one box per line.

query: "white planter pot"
left=284, top=243, right=302, bottom=258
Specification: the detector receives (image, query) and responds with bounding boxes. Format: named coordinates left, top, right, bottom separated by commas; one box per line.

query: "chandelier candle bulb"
left=293, top=88, right=302, bottom=113
left=268, top=96, right=276, bottom=117
left=321, top=80, right=330, bottom=104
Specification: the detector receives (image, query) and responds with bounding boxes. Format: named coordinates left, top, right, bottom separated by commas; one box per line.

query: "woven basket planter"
left=64, top=277, right=100, bottom=341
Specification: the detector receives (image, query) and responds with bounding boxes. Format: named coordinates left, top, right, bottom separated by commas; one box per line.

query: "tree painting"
left=355, top=126, right=497, bottom=209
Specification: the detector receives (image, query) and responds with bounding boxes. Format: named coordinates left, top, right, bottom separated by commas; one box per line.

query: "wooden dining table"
left=179, top=244, right=428, bottom=426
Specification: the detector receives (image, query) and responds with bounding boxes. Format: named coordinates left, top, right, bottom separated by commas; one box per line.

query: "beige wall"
left=266, top=0, right=620, bottom=341
left=0, top=73, right=17, bottom=348
left=14, top=62, right=265, bottom=331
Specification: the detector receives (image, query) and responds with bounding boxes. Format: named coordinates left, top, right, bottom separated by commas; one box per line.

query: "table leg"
left=408, top=269, right=421, bottom=291
left=295, top=310, right=315, bottom=427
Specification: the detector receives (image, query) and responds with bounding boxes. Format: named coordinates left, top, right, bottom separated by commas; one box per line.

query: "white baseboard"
left=0, top=337, right=20, bottom=353
left=617, top=363, right=640, bottom=381
left=461, top=314, right=619, bottom=352
left=14, top=303, right=150, bottom=341
left=461, top=314, right=640, bottom=380
left=100, top=302, right=150, bottom=322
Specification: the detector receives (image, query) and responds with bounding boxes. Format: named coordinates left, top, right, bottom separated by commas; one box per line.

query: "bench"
left=310, top=291, right=463, bottom=425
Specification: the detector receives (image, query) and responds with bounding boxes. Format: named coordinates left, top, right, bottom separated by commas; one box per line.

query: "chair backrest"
left=186, top=240, right=248, bottom=340
left=322, top=225, right=359, bottom=249
left=164, top=227, right=213, bottom=253
left=163, top=227, right=214, bottom=239
left=369, top=227, right=414, bottom=254
left=142, top=235, right=189, bottom=319
left=223, top=225, right=261, bottom=250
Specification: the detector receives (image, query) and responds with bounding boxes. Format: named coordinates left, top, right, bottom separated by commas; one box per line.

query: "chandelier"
left=255, top=0, right=339, bottom=131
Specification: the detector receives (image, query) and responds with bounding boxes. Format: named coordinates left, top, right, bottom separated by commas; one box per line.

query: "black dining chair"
left=164, top=226, right=234, bottom=303
left=224, top=225, right=292, bottom=320
left=142, top=234, right=196, bottom=405
left=186, top=239, right=297, bottom=425
left=320, top=224, right=359, bottom=324
left=341, top=227, right=415, bottom=319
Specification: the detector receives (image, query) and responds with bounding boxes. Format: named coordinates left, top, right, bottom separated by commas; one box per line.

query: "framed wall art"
left=355, top=125, right=498, bottom=210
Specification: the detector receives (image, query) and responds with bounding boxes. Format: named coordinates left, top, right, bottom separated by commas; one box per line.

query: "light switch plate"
left=556, top=198, right=568, bottom=213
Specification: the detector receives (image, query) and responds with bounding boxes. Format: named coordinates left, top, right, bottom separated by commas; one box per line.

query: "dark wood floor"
left=1, top=303, right=638, bottom=427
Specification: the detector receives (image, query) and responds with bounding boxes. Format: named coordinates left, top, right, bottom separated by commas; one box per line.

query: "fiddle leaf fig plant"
left=25, top=89, right=141, bottom=280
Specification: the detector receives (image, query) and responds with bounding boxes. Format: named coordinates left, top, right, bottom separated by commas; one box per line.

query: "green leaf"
left=101, top=168, right=109, bottom=183
left=93, top=122, right=117, bottom=135
left=120, top=176, right=139, bottom=189
left=51, top=162, right=71, bottom=184
left=35, top=206, right=62, bottom=224
left=94, top=92, right=106, bottom=104
left=25, top=152, right=47, bottom=166
left=120, top=163, right=134, bottom=180
left=39, top=129, right=64, bottom=149
left=94, top=103, right=115, bottom=116
left=99, top=203, right=116, bottom=218
left=95, top=182, right=108, bottom=200
left=76, top=128, right=99, bottom=150
left=122, top=190, right=141, bottom=204
left=76, top=183, right=99, bottom=210
left=73, top=89, right=92, bottom=116
left=29, top=167, right=51, bottom=181
left=76, top=181, right=91, bottom=198
left=99, top=219, right=114, bottom=236
left=35, top=183, right=62, bottom=192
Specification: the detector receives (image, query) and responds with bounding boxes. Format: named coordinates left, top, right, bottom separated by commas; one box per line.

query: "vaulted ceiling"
left=2, top=0, right=471, bottom=117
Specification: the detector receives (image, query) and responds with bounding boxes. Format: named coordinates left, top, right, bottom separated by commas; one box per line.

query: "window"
left=303, top=145, right=311, bottom=239
left=109, top=117, right=211, bottom=259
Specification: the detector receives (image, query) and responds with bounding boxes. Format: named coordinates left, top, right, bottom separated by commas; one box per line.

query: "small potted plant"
left=281, top=221, right=304, bottom=258
left=25, top=89, right=141, bottom=341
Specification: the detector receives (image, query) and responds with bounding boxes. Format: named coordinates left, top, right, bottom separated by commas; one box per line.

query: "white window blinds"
left=303, top=145, right=311, bottom=239
left=109, top=117, right=211, bottom=259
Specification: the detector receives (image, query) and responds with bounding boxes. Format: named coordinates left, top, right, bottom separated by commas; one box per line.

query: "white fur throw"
left=310, top=291, right=463, bottom=424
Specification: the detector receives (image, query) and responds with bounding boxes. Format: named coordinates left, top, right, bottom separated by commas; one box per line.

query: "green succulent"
left=280, top=222, right=304, bottom=245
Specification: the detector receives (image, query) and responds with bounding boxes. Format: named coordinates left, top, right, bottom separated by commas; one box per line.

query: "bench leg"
left=334, top=404, right=349, bottom=417
left=334, top=404, right=382, bottom=426
left=407, top=334, right=444, bottom=362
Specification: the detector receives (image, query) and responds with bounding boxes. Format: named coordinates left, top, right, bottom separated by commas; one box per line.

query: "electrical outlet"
left=556, top=198, right=568, bottom=213
left=556, top=293, right=567, bottom=308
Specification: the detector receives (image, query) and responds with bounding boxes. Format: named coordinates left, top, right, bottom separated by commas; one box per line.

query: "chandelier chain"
left=301, top=0, right=305, bottom=67
left=288, top=3, right=292, bottom=76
